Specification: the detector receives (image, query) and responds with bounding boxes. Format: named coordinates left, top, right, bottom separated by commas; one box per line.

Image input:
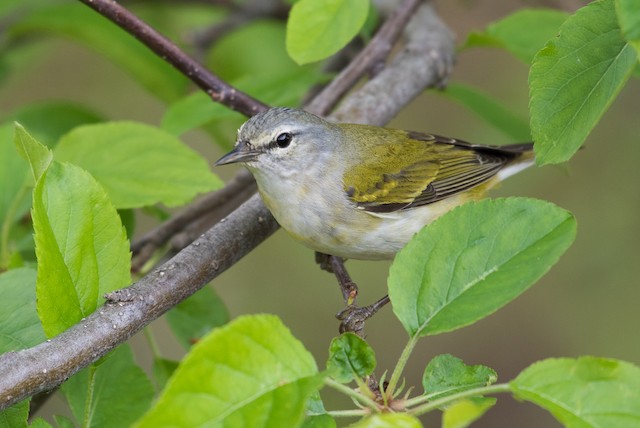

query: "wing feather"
left=342, top=128, right=533, bottom=213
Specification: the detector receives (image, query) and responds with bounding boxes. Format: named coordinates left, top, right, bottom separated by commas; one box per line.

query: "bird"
left=216, top=107, right=534, bottom=261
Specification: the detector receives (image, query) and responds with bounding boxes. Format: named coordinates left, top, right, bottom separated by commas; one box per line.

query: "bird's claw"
left=315, top=252, right=334, bottom=273
left=336, top=304, right=378, bottom=336
left=336, top=295, right=391, bottom=337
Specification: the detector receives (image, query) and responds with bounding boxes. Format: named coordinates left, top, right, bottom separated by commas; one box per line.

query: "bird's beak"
left=215, top=141, right=260, bottom=166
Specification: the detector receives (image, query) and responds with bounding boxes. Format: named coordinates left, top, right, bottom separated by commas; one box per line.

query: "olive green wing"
left=343, top=131, right=532, bottom=213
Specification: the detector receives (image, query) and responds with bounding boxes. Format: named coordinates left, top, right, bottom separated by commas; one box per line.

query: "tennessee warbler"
left=216, top=107, right=534, bottom=260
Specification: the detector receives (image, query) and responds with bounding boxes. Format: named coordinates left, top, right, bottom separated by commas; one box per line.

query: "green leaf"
left=442, top=397, right=496, bottom=428
left=0, top=123, right=30, bottom=268
left=0, top=400, right=28, bottom=428
left=511, top=357, right=640, bottom=427
left=8, top=4, right=188, bottom=102
left=131, top=3, right=226, bottom=47
left=14, top=123, right=52, bottom=182
left=165, top=286, right=229, bottom=349
left=118, top=209, right=136, bottom=240
left=389, top=198, right=576, bottom=337
left=434, top=83, right=531, bottom=140
left=53, top=415, right=74, bottom=428
left=0, top=268, right=45, bottom=353
left=326, top=333, right=376, bottom=383
left=152, top=358, right=179, bottom=389
left=286, top=0, right=369, bottom=64
left=28, top=417, right=52, bottom=428
left=616, top=0, right=640, bottom=56
left=161, top=91, right=241, bottom=137
left=423, top=354, right=497, bottom=400
left=530, top=0, right=637, bottom=165
left=0, top=123, right=27, bottom=220
left=62, top=344, right=154, bottom=428
left=302, top=414, right=336, bottom=428
left=303, top=393, right=336, bottom=428
left=162, top=69, right=326, bottom=137
left=360, top=3, right=380, bottom=41
left=55, top=122, right=223, bottom=208
left=5, top=102, right=102, bottom=147
left=136, top=314, right=321, bottom=427
left=142, top=205, right=170, bottom=222
left=463, top=9, right=569, bottom=63
left=207, top=20, right=303, bottom=82
left=350, top=413, right=422, bottom=428
left=0, top=9, right=56, bottom=86
left=0, top=0, right=23, bottom=18
left=1, top=107, right=101, bottom=268
left=33, top=161, right=130, bottom=337
left=306, top=392, right=328, bottom=414
left=5, top=222, right=35, bottom=267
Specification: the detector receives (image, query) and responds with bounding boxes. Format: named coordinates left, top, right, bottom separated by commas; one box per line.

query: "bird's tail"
left=496, top=143, right=535, bottom=181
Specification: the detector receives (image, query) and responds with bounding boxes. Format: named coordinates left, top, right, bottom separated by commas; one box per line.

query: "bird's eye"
left=275, top=132, right=292, bottom=148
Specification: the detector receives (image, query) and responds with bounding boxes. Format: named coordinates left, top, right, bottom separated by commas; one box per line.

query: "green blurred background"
left=1, top=0, right=638, bottom=426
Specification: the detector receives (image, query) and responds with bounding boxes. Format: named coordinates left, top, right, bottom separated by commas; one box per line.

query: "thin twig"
left=324, top=378, right=380, bottom=412
left=305, top=0, right=422, bottom=116
left=131, top=170, right=256, bottom=272
left=78, top=0, right=269, bottom=117
left=169, top=177, right=257, bottom=248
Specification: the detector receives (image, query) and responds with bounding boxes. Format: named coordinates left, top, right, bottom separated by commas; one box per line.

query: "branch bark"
left=0, top=0, right=454, bottom=410
left=131, top=170, right=256, bottom=272
left=305, top=0, right=423, bottom=116
left=330, top=3, right=455, bottom=125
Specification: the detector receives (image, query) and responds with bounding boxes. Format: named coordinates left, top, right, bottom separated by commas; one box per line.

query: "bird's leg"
left=315, top=252, right=391, bottom=336
left=315, top=252, right=358, bottom=305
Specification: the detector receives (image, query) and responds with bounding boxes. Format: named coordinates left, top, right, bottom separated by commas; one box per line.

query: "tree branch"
left=305, top=0, right=422, bottom=116
left=330, top=2, right=455, bottom=125
left=0, top=0, right=455, bottom=410
left=131, top=170, right=256, bottom=272
left=0, top=195, right=278, bottom=408
left=77, top=0, right=269, bottom=116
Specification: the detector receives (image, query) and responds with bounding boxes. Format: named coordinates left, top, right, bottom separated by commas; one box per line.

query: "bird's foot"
left=315, top=252, right=334, bottom=273
left=336, top=295, right=390, bottom=337
left=316, top=253, right=390, bottom=335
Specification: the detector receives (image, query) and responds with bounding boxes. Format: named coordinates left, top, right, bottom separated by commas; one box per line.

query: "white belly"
left=257, top=175, right=469, bottom=260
